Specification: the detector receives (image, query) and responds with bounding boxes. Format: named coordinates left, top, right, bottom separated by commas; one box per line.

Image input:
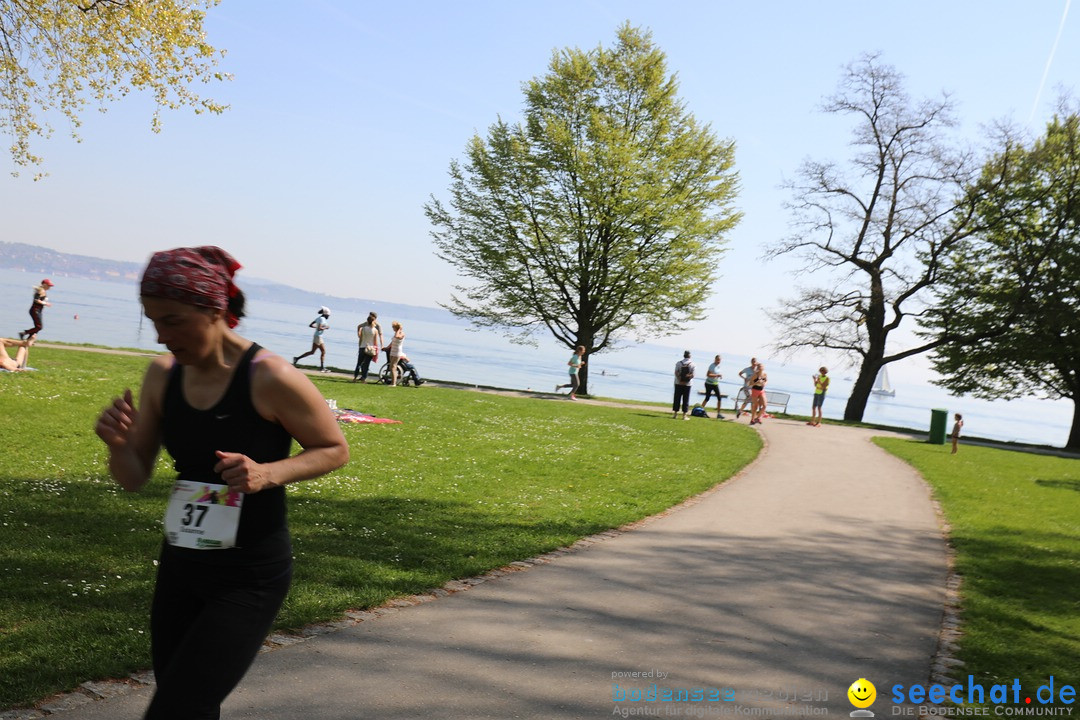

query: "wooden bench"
left=732, top=388, right=791, bottom=414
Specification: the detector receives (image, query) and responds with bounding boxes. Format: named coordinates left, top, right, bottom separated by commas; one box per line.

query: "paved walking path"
left=41, top=415, right=947, bottom=720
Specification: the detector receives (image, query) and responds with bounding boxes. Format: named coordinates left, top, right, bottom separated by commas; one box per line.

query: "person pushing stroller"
left=382, top=321, right=425, bottom=387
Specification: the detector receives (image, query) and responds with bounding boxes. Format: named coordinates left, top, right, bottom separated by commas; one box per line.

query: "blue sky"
left=3, top=0, right=1076, bottom=383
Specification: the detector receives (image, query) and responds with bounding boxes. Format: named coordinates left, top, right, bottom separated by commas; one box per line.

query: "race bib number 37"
left=164, top=480, right=243, bottom=549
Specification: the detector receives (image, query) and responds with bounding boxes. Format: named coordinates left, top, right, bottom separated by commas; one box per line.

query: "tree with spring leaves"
left=767, top=53, right=980, bottom=422
left=425, top=24, right=741, bottom=396
left=921, top=109, right=1080, bottom=449
left=1, top=0, right=228, bottom=176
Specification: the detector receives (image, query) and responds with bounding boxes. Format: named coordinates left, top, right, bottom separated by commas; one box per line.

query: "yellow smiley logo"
left=847, top=678, right=876, bottom=709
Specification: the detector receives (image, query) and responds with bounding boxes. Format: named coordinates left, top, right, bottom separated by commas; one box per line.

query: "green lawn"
left=875, top=438, right=1080, bottom=687
left=0, top=347, right=761, bottom=709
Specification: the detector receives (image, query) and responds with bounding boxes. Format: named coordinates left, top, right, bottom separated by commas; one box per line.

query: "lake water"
left=1, top=268, right=1075, bottom=448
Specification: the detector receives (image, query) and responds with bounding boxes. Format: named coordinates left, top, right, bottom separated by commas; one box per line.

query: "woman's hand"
left=95, top=389, right=138, bottom=449
left=214, top=450, right=276, bottom=494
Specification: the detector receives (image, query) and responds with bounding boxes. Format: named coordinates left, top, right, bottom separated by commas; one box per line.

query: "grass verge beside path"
left=875, top=438, right=1080, bottom=687
left=0, top=347, right=761, bottom=710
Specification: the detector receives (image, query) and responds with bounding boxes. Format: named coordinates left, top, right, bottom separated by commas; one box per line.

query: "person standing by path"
left=672, top=351, right=695, bottom=420
left=293, top=307, right=331, bottom=371
left=735, top=356, right=756, bottom=419
left=808, top=367, right=829, bottom=426
left=353, top=312, right=383, bottom=382
left=704, top=354, right=724, bottom=419
left=20, top=278, right=54, bottom=340
left=951, top=413, right=964, bottom=454
left=555, top=345, right=586, bottom=400
left=93, top=246, right=349, bottom=720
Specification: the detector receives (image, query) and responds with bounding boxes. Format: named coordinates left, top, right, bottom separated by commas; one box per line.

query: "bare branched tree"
left=767, top=53, right=980, bottom=421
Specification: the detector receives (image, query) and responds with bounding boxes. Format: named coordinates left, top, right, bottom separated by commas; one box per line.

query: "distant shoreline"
left=26, top=341, right=1080, bottom=459
left=0, top=241, right=454, bottom=324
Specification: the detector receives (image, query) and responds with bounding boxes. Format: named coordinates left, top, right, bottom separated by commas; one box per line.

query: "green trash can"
left=929, top=408, right=948, bottom=445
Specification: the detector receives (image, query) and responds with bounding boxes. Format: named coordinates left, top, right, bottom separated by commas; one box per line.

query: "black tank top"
left=162, top=343, right=293, bottom=564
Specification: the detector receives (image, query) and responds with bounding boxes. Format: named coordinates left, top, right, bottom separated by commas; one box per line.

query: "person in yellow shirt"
left=808, top=367, right=829, bottom=427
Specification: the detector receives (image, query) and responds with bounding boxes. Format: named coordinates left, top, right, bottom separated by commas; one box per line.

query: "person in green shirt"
left=555, top=345, right=586, bottom=400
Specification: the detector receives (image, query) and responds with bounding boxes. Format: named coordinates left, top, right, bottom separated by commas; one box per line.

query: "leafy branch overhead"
left=922, top=107, right=1080, bottom=449
left=0, top=0, right=230, bottom=175
left=425, top=24, right=740, bottom=394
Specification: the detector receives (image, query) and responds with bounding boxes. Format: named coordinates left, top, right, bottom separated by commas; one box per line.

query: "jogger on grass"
left=556, top=346, right=586, bottom=400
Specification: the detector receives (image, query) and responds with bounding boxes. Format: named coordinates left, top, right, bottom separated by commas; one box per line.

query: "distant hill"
left=0, top=242, right=460, bottom=325
left=0, top=242, right=143, bottom=282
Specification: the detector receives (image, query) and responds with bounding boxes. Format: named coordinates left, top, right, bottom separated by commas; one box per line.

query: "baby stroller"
left=378, top=348, right=425, bottom=387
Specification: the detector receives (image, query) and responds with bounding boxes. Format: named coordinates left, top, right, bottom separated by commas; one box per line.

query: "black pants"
left=23, top=306, right=43, bottom=337
left=703, top=384, right=722, bottom=405
left=354, top=348, right=376, bottom=380
left=672, top=384, right=691, bottom=413
left=145, top=548, right=292, bottom=720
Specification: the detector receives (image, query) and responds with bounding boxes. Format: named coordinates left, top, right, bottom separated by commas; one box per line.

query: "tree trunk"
left=1068, top=398, right=1080, bottom=451
left=845, top=278, right=887, bottom=422
left=576, top=329, right=595, bottom=396
left=844, top=360, right=878, bottom=422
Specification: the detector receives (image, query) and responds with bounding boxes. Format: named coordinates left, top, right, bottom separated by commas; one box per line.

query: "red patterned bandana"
left=140, top=247, right=243, bottom=328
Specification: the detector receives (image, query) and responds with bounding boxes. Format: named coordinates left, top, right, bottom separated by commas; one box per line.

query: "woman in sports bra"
left=749, top=363, right=768, bottom=425
left=95, top=246, right=349, bottom=720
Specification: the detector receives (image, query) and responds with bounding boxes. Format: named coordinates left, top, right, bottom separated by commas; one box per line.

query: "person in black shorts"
left=749, top=363, right=768, bottom=425
left=95, top=246, right=349, bottom=720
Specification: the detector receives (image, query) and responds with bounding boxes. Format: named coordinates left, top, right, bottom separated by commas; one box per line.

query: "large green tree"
left=767, top=53, right=980, bottom=422
left=1, top=0, right=228, bottom=175
left=921, top=111, right=1080, bottom=449
left=425, top=24, right=741, bottom=396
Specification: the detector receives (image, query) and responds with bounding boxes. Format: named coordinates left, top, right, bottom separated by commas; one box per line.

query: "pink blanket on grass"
left=334, top=408, right=401, bottom=425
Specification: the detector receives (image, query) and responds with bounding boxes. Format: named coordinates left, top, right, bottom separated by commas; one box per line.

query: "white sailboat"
left=871, top=366, right=896, bottom=397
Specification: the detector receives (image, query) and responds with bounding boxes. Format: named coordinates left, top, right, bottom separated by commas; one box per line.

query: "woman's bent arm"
left=230, top=353, right=349, bottom=493
left=95, top=358, right=168, bottom=492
